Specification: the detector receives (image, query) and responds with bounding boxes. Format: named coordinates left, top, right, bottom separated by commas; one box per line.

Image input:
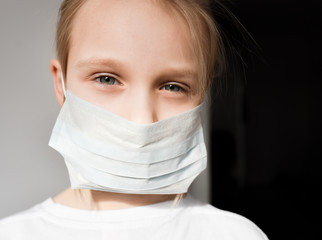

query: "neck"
left=53, top=188, right=177, bottom=210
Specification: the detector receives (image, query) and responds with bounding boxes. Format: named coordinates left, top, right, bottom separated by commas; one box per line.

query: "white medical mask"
left=48, top=74, right=207, bottom=194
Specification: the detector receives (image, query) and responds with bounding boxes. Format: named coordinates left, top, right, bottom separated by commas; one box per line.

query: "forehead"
left=68, top=0, right=197, bottom=74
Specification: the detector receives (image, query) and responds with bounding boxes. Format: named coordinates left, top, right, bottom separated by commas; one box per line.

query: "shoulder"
left=178, top=195, right=269, bottom=240
left=0, top=199, right=49, bottom=240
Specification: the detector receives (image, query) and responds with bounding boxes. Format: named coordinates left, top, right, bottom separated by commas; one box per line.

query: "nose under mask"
left=48, top=74, right=207, bottom=194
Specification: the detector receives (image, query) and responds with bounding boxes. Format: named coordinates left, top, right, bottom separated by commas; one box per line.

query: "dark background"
left=209, top=0, right=321, bottom=239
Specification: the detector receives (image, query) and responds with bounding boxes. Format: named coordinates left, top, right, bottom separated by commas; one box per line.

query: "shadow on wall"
left=209, top=0, right=321, bottom=240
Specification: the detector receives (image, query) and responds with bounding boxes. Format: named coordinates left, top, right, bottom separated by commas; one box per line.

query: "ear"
left=50, top=59, right=65, bottom=107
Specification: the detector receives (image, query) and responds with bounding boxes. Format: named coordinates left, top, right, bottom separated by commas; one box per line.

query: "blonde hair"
left=56, top=0, right=86, bottom=81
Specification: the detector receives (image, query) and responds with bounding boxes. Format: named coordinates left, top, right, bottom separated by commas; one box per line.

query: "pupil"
left=100, top=76, right=113, bottom=84
left=168, top=84, right=179, bottom=91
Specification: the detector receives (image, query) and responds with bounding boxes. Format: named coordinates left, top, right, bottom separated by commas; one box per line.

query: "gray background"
left=0, top=0, right=210, bottom=219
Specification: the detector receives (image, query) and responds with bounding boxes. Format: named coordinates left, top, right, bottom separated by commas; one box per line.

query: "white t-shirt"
left=0, top=194, right=268, bottom=240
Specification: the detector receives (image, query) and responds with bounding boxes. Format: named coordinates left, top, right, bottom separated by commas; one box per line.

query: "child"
left=0, top=0, right=268, bottom=239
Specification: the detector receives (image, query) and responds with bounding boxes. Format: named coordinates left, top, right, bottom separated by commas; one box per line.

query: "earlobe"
left=50, top=59, right=65, bottom=107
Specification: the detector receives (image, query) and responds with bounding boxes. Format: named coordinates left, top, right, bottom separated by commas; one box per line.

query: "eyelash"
left=160, top=83, right=187, bottom=94
left=93, top=74, right=189, bottom=94
left=94, top=75, right=120, bottom=85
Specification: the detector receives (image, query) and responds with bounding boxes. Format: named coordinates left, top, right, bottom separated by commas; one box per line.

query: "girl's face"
left=54, top=0, right=201, bottom=124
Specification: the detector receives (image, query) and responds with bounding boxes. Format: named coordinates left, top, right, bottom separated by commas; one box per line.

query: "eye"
left=96, top=75, right=119, bottom=85
left=161, top=84, right=184, bottom=92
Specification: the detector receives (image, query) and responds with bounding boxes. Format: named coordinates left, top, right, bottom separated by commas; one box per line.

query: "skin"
left=50, top=0, right=202, bottom=210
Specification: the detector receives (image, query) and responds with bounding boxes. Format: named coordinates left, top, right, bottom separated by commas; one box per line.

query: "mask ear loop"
left=60, top=71, right=67, bottom=98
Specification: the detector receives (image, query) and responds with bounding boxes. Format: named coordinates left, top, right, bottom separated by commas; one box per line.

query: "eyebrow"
left=75, top=57, right=125, bottom=70
left=74, top=57, right=197, bottom=80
